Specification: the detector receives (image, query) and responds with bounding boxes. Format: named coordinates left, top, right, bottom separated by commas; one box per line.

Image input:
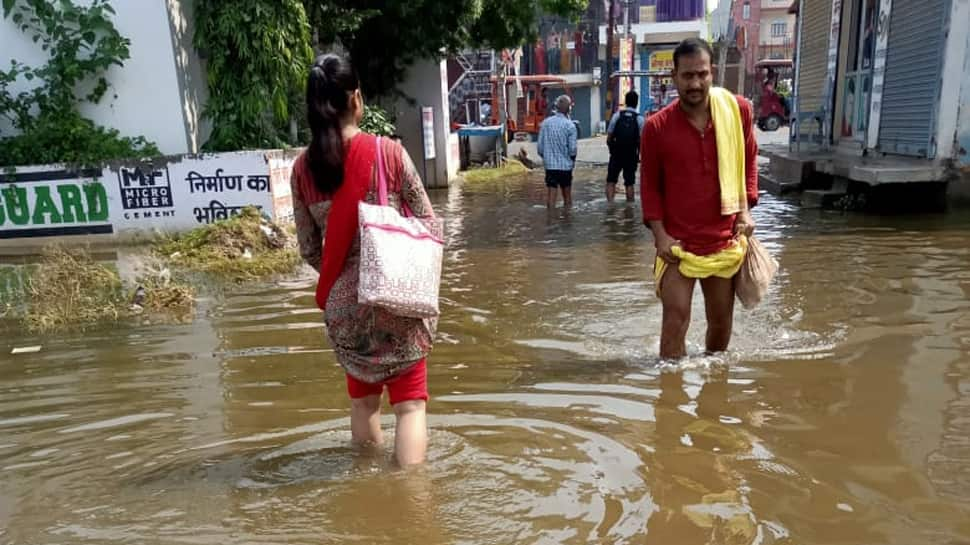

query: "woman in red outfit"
left=291, top=54, right=438, bottom=466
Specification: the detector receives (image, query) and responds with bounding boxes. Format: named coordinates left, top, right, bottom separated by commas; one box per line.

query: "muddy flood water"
left=2, top=169, right=970, bottom=544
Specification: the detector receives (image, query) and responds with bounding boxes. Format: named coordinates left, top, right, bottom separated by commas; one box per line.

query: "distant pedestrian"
left=656, top=83, right=672, bottom=109
left=480, top=101, right=492, bottom=125
left=538, top=88, right=550, bottom=116
left=606, top=90, right=645, bottom=202
left=537, top=95, right=578, bottom=209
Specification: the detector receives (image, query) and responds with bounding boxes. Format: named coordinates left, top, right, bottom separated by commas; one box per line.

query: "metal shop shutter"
left=796, top=0, right=834, bottom=115
left=877, top=0, right=948, bottom=157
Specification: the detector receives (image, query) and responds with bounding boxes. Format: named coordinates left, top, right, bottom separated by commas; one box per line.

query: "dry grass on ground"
left=461, top=158, right=530, bottom=183
left=22, top=246, right=195, bottom=333
left=156, top=207, right=300, bottom=281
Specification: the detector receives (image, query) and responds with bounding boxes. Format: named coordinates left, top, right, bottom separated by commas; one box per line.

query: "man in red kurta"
left=640, top=38, right=758, bottom=359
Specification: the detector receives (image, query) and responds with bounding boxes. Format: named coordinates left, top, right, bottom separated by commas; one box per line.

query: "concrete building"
left=599, top=0, right=709, bottom=116
left=710, top=0, right=734, bottom=40
left=767, top=0, right=970, bottom=205
left=516, top=2, right=605, bottom=137
left=711, top=0, right=748, bottom=94
left=757, top=0, right=796, bottom=61
left=445, top=0, right=708, bottom=143
left=730, top=0, right=797, bottom=96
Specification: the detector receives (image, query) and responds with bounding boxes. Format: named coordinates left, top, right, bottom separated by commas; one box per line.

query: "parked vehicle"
left=489, top=76, right=573, bottom=140
left=755, top=59, right=793, bottom=132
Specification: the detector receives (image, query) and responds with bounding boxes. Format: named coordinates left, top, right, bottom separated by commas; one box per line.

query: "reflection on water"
left=2, top=169, right=970, bottom=544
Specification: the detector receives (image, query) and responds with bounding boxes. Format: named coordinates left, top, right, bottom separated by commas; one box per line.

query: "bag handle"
left=375, top=136, right=414, bottom=218
left=376, top=136, right=388, bottom=206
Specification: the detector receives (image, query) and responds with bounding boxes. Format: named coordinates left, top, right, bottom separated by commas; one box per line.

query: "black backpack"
left=610, top=110, right=640, bottom=154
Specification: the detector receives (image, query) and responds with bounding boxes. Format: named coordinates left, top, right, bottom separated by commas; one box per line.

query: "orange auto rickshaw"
left=489, top=75, right=573, bottom=139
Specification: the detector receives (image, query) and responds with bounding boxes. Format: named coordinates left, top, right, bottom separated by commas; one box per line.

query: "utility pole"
left=717, top=40, right=727, bottom=86
left=497, top=52, right=508, bottom=162
left=625, top=0, right=632, bottom=35
left=624, top=0, right=633, bottom=103
left=605, top=0, right=616, bottom=120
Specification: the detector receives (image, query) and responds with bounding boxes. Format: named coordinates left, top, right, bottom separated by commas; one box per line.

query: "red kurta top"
left=640, top=96, right=759, bottom=256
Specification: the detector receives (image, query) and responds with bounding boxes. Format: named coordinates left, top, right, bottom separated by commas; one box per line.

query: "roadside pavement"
left=510, top=127, right=790, bottom=170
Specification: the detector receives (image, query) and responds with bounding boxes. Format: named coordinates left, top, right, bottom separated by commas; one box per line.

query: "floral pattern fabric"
left=291, top=136, right=438, bottom=383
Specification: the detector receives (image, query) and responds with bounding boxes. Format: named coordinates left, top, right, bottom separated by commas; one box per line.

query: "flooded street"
left=3, top=169, right=970, bottom=544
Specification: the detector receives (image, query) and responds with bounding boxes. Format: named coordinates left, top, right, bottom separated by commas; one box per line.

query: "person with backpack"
left=606, top=91, right=646, bottom=202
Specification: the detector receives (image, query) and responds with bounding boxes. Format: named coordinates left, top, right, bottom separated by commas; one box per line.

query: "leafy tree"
left=468, top=0, right=588, bottom=49
left=192, top=0, right=586, bottom=150
left=306, top=0, right=587, bottom=98
left=360, top=105, right=396, bottom=137
left=194, top=0, right=313, bottom=151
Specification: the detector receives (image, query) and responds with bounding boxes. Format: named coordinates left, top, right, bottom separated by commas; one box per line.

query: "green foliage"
left=192, top=0, right=586, bottom=149
left=306, top=0, right=587, bottom=99
left=360, top=105, right=397, bottom=137
left=194, top=0, right=314, bottom=151
left=776, top=79, right=791, bottom=97
left=467, top=0, right=588, bottom=49
left=0, top=0, right=159, bottom=167
left=303, top=3, right=379, bottom=40
left=1, top=108, right=158, bottom=166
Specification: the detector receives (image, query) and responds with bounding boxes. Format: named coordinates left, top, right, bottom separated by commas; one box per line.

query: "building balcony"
left=760, top=0, right=793, bottom=9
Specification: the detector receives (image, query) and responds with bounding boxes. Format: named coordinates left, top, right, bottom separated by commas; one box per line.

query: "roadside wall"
left=0, top=0, right=203, bottom=155
left=0, top=151, right=299, bottom=246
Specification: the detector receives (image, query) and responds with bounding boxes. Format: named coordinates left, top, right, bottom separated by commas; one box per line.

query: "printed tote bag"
left=358, top=137, right=444, bottom=318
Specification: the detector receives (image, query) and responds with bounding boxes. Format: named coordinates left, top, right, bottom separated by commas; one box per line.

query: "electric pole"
left=497, top=51, right=508, bottom=161
left=605, top=0, right=616, bottom=120
left=718, top=40, right=728, bottom=87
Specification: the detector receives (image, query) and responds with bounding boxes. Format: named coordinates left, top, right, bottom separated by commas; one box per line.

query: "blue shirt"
left=607, top=107, right=645, bottom=135
left=537, top=112, right=578, bottom=171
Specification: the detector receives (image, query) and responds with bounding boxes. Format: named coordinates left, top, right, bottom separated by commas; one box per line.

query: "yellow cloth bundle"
left=654, top=236, right=748, bottom=296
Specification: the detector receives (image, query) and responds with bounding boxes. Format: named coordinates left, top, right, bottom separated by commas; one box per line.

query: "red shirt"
left=640, top=96, right=759, bottom=256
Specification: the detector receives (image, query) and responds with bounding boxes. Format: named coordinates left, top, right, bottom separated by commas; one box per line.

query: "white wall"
left=0, top=0, right=192, bottom=155
left=392, top=59, right=459, bottom=189
left=0, top=150, right=296, bottom=245
left=935, top=0, right=970, bottom=161
left=957, top=18, right=970, bottom=169
left=590, top=84, right=603, bottom=134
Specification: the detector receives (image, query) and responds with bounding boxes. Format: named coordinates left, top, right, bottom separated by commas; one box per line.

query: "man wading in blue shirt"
left=537, top=95, right=578, bottom=209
